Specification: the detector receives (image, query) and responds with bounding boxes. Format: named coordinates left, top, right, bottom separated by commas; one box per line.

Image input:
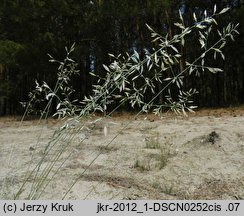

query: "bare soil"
left=0, top=107, right=244, bottom=200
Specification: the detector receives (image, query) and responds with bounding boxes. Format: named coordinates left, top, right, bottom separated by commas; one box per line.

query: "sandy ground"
left=0, top=107, right=244, bottom=200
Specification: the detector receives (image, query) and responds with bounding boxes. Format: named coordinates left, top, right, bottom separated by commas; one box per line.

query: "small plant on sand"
left=157, top=149, right=170, bottom=169
left=151, top=182, right=174, bottom=196
left=161, top=185, right=174, bottom=195
left=133, top=159, right=151, bottom=172
left=145, top=132, right=161, bottom=149
left=156, top=140, right=176, bottom=170
left=15, top=6, right=238, bottom=199
left=144, top=135, right=175, bottom=170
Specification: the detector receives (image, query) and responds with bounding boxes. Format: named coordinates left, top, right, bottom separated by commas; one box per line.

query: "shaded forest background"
left=0, top=0, right=243, bottom=115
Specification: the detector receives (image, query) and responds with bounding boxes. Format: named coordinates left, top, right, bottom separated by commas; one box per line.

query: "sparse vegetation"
left=133, top=159, right=151, bottom=172
left=97, top=145, right=117, bottom=153
left=145, top=133, right=160, bottom=149
left=1, top=108, right=244, bottom=199
left=156, top=149, right=170, bottom=170
left=151, top=182, right=174, bottom=196
left=161, top=185, right=174, bottom=195
left=134, top=134, right=176, bottom=172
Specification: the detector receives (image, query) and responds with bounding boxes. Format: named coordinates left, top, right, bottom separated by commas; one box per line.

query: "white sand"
left=0, top=108, right=243, bottom=200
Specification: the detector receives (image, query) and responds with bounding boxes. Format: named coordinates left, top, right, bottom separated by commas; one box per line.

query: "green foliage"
left=0, top=40, right=24, bottom=113
left=0, top=40, right=24, bottom=66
